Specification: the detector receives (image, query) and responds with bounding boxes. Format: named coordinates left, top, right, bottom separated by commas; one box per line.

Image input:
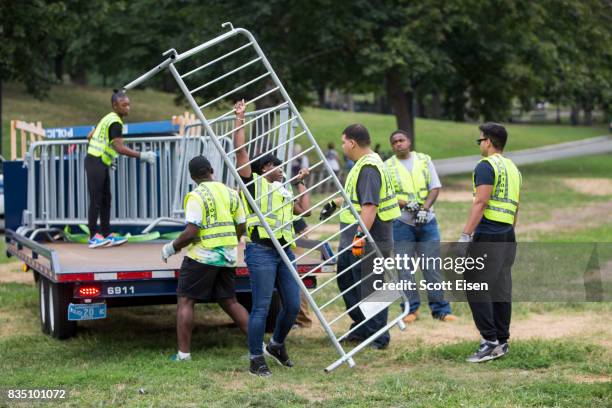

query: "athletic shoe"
left=340, top=333, right=365, bottom=344
left=368, top=342, right=389, bottom=350
left=105, top=233, right=128, bottom=247
left=169, top=353, right=191, bottom=361
left=492, top=342, right=509, bottom=359
left=88, top=233, right=111, bottom=249
left=403, top=310, right=419, bottom=324
left=265, top=343, right=294, bottom=368
left=436, top=314, right=458, bottom=322
left=249, top=356, right=272, bottom=377
left=466, top=340, right=500, bottom=363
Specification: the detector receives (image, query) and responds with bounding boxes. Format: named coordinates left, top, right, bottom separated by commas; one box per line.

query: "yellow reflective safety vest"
left=384, top=152, right=431, bottom=204
left=241, top=173, right=295, bottom=247
left=472, top=154, right=522, bottom=225
left=340, top=153, right=401, bottom=224
left=87, top=112, right=122, bottom=166
left=184, top=181, right=240, bottom=255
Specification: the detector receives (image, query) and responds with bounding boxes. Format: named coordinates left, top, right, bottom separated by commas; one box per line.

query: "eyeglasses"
left=476, top=138, right=488, bottom=145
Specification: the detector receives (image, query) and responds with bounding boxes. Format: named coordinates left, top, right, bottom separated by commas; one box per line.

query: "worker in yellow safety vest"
left=161, top=155, right=250, bottom=361
left=232, top=99, right=311, bottom=377
left=459, top=122, right=521, bottom=363
left=319, top=123, right=400, bottom=349
left=85, top=90, right=156, bottom=248
left=385, top=130, right=457, bottom=323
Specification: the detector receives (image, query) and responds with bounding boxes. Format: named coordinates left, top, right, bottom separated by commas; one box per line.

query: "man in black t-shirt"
left=459, top=123, right=521, bottom=363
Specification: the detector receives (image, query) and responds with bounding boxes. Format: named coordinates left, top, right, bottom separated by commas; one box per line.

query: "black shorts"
left=177, top=257, right=236, bottom=301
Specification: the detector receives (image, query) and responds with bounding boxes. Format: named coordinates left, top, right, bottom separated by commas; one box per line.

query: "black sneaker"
left=466, top=340, right=499, bottom=363
left=249, top=356, right=272, bottom=377
left=340, top=333, right=365, bottom=344
left=492, top=342, right=509, bottom=359
left=368, top=342, right=389, bottom=350
left=264, top=343, right=294, bottom=368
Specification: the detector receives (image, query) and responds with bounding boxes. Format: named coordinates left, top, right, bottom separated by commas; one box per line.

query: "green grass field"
left=1, top=154, right=610, bottom=406
left=1, top=83, right=610, bottom=406
left=3, top=82, right=608, bottom=158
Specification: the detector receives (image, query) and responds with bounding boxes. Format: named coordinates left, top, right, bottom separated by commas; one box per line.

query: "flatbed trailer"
left=5, top=230, right=329, bottom=339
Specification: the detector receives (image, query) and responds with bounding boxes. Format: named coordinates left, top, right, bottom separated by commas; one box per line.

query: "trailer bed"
left=12, top=238, right=324, bottom=275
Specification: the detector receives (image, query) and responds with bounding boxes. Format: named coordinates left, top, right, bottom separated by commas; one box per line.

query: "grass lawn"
left=3, top=82, right=608, bottom=158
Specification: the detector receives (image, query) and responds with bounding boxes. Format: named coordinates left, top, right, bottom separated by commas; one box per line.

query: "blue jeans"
left=336, top=246, right=390, bottom=347
left=393, top=218, right=452, bottom=318
left=245, top=243, right=301, bottom=357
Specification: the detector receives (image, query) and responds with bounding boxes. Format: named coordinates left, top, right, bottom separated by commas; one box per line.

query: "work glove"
left=352, top=231, right=366, bottom=257
left=456, top=233, right=473, bottom=258
left=161, top=242, right=176, bottom=263
left=140, top=151, right=157, bottom=165
left=415, top=208, right=429, bottom=226
left=403, top=201, right=421, bottom=213
left=319, top=201, right=337, bottom=221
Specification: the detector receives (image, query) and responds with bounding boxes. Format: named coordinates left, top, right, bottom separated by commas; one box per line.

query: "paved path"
left=434, top=135, right=612, bottom=176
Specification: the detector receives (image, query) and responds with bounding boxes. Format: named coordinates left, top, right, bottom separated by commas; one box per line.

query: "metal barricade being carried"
left=123, top=22, right=409, bottom=372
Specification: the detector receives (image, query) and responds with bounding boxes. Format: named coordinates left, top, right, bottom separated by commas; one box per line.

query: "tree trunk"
left=556, top=105, right=561, bottom=124
left=347, top=94, right=354, bottom=112
left=431, top=91, right=441, bottom=119
left=385, top=69, right=414, bottom=138
left=71, top=64, right=87, bottom=85
left=0, top=78, right=3, bottom=156
left=452, top=94, right=466, bottom=122
left=162, top=72, right=177, bottom=93
left=416, top=91, right=426, bottom=118
left=583, top=105, right=593, bottom=126
left=54, top=54, right=64, bottom=82
left=316, top=85, right=326, bottom=107
left=570, top=106, right=579, bottom=126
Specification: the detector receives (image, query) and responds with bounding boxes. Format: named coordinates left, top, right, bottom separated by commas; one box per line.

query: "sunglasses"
left=476, top=138, right=488, bottom=145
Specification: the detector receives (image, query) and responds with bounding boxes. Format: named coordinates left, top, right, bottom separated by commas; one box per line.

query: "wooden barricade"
left=171, top=111, right=200, bottom=137
left=10, top=120, right=45, bottom=160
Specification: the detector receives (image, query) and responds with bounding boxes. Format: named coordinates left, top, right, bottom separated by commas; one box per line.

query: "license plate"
left=68, top=303, right=107, bottom=321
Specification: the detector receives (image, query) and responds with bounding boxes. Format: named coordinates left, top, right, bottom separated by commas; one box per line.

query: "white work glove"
left=458, top=233, right=473, bottom=243
left=456, top=233, right=473, bottom=258
left=140, top=151, right=157, bottom=165
left=161, top=242, right=176, bottom=263
left=415, top=209, right=429, bottom=225
left=403, top=201, right=421, bottom=213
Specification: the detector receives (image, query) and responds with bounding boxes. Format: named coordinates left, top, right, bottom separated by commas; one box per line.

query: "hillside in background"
left=3, top=83, right=607, bottom=159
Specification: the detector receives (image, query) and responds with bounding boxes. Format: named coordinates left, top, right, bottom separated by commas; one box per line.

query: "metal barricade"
left=123, top=22, right=408, bottom=372
left=21, top=134, right=235, bottom=229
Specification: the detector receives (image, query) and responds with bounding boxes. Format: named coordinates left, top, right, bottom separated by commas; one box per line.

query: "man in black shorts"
left=161, top=156, right=249, bottom=361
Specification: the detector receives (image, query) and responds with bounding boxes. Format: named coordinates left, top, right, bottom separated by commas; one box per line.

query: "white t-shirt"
left=397, top=153, right=442, bottom=225
left=185, top=195, right=246, bottom=266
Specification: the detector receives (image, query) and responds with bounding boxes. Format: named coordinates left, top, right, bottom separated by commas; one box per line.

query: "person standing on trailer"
left=85, top=90, right=157, bottom=248
left=320, top=124, right=401, bottom=349
left=161, top=156, right=250, bottom=361
left=233, top=99, right=311, bottom=377
left=385, top=130, right=456, bottom=323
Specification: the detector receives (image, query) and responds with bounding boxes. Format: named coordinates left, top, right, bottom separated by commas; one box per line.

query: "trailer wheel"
left=47, top=281, right=77, bottom=339
left=236, top=292, right=281, bottom=333
left=38, top=277, right=50, bottom=334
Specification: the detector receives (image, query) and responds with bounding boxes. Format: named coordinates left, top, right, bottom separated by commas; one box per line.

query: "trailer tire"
left=236, top=292, right=281, bottom=333
left=47, top=281, right=77, bottom=339
left=38, top=277, right=50, bottom=334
